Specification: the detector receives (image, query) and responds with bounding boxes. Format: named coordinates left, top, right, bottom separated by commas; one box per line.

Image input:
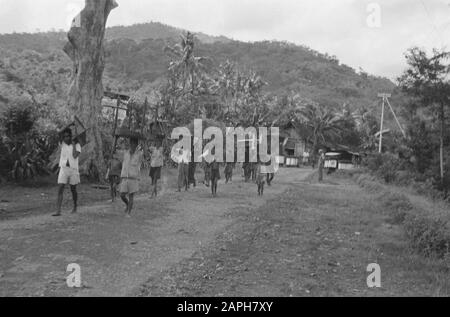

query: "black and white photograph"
left=0, top=0, right=449, bottom=301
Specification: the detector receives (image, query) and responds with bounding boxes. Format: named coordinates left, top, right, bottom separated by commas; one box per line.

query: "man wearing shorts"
left=256, top=162, right=266, bottom=196
left=224, top=163, right=234, bottom=184
left=53, top=128, right=82, bottom=217
left=210, top=159, right=221, bottom=197
left=318, top=149, right=326, bottom=182
left=120, top=137, right=143, bottom=216
left=107, top=151, right=122, bottom=202
left=177, top=147, right=190, bottom=192
left=149, top=138, right=164, bottom=197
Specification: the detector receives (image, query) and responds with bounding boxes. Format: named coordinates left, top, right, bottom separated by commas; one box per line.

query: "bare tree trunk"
left=63, top=0, right=118, bottom=180
left=440, top=103, right=445, bottom=188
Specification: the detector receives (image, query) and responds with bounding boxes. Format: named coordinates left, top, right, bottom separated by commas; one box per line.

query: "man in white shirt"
left=53, top=128, right=82, bottom=217
left=172, top=137, right=190, bottom=192
left=318, top=149, right=326, bottom=182
left=149, top=138, right=164, bottom=198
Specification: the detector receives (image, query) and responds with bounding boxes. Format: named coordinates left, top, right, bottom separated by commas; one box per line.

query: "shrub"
left=379, top=192, right=413, bottom=225
left=354, top=173, right=384, bottom=192
left=1, top=103, right=37, bottom=136
left=377, top=157, right=402, bottom=183
left=364, top=153, right=385, bottom=172
left=395, top=170, right=414, bottom=186
left=0, top=104, right=58, bottom=181
left=364, top=153, right=403, bottom=183
left=434, top=171, right=450, bottom=198
left=412, top=178, right=446, bottom=201
left=354, top=171, right=450, bottom=258
left=382, top=193, right=413, bottom=212
left=404, top=215, right=450, bottom=259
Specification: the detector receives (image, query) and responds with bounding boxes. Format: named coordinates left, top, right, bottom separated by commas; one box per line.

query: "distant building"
left=323, top=144, right=362, bottom=171
left=278, top=126, right=309, bottom=167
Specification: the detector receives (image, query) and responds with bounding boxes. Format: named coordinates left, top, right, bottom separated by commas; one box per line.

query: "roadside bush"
left=382, top=193, right=413, bottom=212
left=354, top=171, right=450, bottom=259
left=354, top=174, right=384, bottom=192
left=404, top=215, right=450, bottom=259
left=364, top=153, right=385, bottom=172
left=434, top=171, right=450, bottom=198
left=0, top=104, right=58, bottom=181
left=333, top=169, right=364, bottom=179
left=412, top=178, right=446, bottom=201
left=395, top=170, right=414, bottom=186
left=364, top=153, right=403, bottom=183
left=379, top=192, right=413, bottom=225
left=378, top=156, right=402, bottom=183
left=0, top=137, right=10, bottom=178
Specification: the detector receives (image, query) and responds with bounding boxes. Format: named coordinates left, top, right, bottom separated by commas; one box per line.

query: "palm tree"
left=164, top=32, right=210, bottom=95
left=234, top=71, right=267, bottom=127
left=295, top=103, right=343, bottom=165
left=212, top=60, right=237, bottom=115
left=353, top=108, right=379, bottom=152
left=164, top=32, right=214, bottom=119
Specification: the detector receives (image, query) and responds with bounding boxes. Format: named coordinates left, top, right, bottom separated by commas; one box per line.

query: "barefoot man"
left=120, top=137, right=143, bottom=216
left=149, top=138, right=164, bottom=197
left=54, top=128, right=81, bottom=217
left=107, top=151, right=122, bottom=202
left=318, top=149, right=326, bottom=182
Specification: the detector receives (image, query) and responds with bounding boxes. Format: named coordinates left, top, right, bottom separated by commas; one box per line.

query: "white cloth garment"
left=172, top=147, right=191, bottom=164
left=59, top=143, right=82, bottom=171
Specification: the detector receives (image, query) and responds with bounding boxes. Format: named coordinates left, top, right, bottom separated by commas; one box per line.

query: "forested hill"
left=106, top=22, right=232, bottom=44
left=0, top=22, right=395, bottom=112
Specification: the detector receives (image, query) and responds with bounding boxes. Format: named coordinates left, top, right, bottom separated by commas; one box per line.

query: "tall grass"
left=355, top=173, right=450, bottom=259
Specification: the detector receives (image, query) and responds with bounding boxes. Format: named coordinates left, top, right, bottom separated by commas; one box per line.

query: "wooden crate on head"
left=58, top=116, right=88, bottom=147
left=48, top=116, right=89, bottom=175
left=102, top=91, right=132, bottom=153
left=144, top=98, right=170, bottom=142
left=148, top=120, right=169, bottom=142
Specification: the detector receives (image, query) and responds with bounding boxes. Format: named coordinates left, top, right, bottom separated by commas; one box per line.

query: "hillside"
left=106, top=22, right=232, bottom=44
left=0, top=22, right=396, bottom=114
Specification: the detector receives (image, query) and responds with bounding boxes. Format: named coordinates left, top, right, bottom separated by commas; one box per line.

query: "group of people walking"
left=53, top=129, right=328, bottom=217
left=107, top=136, right=164, bottom=216
left=53, top=131, right=163, bottom=217
left=53, top=131, right=283, bottom=217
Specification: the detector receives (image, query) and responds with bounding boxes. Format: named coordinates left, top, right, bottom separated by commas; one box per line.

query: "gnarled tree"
left=63, top=0, right=118, bottom=179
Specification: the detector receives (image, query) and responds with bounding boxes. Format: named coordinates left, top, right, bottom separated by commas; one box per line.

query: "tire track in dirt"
left=0, top=168, right=310, bottom=296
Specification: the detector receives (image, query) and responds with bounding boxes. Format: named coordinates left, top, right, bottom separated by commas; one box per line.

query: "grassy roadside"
left=138, top=171, right=450, bottom=297
left=352, top=172, right=450, bottom=260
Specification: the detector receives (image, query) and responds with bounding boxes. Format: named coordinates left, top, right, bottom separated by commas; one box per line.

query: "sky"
left=0, top=0, right=449, bottom=79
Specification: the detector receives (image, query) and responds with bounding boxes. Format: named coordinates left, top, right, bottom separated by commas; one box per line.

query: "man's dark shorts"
left=150, top=166, right=162, bottom=181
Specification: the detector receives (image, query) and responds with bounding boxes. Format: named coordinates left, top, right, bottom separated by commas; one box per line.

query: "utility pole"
left=112, top=97, right=121, bottom=155
left=378, top=93, right=389, bottom=153
left=386, top=97, right=406, bottom=138
left=377, top=93, right=406, bottom=153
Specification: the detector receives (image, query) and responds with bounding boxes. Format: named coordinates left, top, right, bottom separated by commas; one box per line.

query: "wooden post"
left=378, top=93, right=391, bottom=153
left=379, top=97, right=385, bottom=153
left=112, top=97, right=120, bottom=154
left=386, top=98, right=406, bottom=138
left=142, top=97, right=149, bottom=135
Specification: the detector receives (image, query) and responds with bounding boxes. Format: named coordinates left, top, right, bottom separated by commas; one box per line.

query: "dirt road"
left=1, top=168, right=448, bottom=297
left=138, top=172, right=449, bottom=297
left=0, top=168, right=310, bottom=297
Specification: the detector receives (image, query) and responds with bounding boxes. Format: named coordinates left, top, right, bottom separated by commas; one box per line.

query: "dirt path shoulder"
left=138, top=173, right=450, bottom=297
left=0, top=168, right=309, bottom=297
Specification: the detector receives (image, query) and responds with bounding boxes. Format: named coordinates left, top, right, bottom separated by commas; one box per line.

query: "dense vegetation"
left=0, top=22, right=395, bottom=112
left=0, top=23, right=448, bottom=197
